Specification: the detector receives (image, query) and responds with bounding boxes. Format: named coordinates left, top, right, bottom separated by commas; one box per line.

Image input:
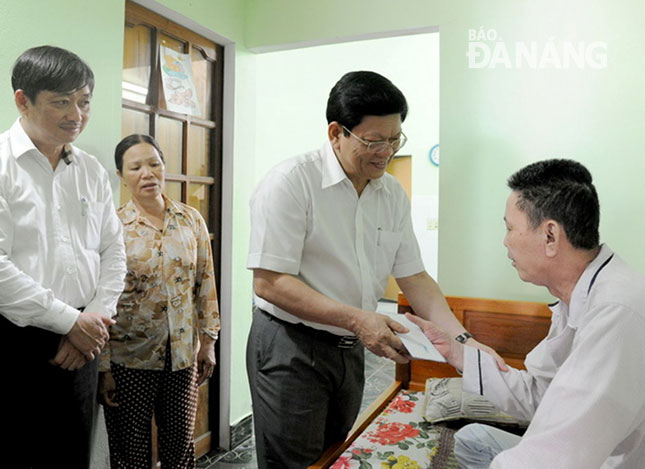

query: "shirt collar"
left=567, top=243, right=615, bottom=327
left=321, top=140, right=347, bottom=189
left=120, top=194, right=184, bottom=225
left=119, top=199, right=139, bottom=225
left=9, top=118, right=79, bottom=165
left=163, top=195, right=185, bottom=217
left=320, top=139, right=386, bottom=193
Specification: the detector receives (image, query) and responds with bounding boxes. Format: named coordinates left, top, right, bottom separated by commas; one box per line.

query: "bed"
left=308, top=294, right=552, bottom=469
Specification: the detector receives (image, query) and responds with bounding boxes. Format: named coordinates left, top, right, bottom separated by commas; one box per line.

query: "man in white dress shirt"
left=410, top=159, right=645, bottom=468
left=0, top=46, right=126, bottom=468
left=246, top=71, right=501, bottom=468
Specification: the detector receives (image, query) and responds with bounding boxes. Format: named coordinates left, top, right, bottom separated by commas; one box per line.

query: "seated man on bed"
left=409, top=159, right=645, bottom=469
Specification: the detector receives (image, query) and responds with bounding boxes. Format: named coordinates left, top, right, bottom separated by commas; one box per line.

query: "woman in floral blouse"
left=98, top=134, right=220, bottom=469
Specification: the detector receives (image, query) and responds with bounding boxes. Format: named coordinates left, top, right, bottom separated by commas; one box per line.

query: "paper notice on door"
left=160, top=46, right=200, bottom=116
left=380, top=311, right=447, bottom=362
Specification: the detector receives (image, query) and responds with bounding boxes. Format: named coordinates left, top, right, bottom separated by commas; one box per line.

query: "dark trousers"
left=104, top=348, right=198, bottom=469
left=246, top=308, right=365, bottom=469
left=0, top=315, right=98, bottom=469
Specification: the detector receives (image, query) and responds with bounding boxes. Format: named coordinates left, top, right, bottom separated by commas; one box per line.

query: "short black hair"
left=326, top=71, right=408, bottom=131
left=11, top=45, right=94, bottom=102
left=115, top=134, right=164, bottom=173
left=507, top=159, right=600, bottom=250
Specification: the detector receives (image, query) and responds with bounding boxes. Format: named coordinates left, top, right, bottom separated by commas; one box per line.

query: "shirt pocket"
left=73, top=199, right=103, bottom=250
left=376, top=229, right=402, bottom=280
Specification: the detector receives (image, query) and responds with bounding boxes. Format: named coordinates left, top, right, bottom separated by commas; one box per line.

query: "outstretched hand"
left=465, top=338, right=508, bottom=371
left=353, top=312, right=410, bottom=364
left=405, top=314, right=508, bottom=372
left=405, top=314, right=464, bottom=370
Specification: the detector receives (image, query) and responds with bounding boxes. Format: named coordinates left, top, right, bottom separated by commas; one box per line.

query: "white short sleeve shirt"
left=247, top=140, right=424, bottom=335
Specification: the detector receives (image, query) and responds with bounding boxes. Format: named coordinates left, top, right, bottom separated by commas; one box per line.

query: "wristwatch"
left=455, top=331, right=473, bottom=343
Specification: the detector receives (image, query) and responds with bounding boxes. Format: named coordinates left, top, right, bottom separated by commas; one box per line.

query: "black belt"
left=258, top=308, right=360, bottom=349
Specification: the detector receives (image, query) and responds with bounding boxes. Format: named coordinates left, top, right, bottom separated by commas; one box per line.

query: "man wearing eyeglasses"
left=246, top=71, right=499, bottom=468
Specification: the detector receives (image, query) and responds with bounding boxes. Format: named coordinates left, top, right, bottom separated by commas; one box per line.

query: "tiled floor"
left=197, top=302, right=398, bottom=469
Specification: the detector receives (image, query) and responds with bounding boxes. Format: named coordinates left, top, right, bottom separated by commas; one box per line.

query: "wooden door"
left=121, top=1, right=224, bottom=459
left=383, top=155, right=412, bottom=301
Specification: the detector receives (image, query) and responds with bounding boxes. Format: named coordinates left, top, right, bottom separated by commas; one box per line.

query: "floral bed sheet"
left=330, top=390, right=459, bottom=469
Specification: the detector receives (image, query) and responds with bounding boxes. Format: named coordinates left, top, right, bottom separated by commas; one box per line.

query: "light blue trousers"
left=454, top=423, right=522, bottom=468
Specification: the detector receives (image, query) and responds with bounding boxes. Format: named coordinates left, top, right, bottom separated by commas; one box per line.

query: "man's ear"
left=544, top=220, right=561, bottom=257
left=14, top=90, right=31, bottom=114
left=328, top=121, right=343, bottom=148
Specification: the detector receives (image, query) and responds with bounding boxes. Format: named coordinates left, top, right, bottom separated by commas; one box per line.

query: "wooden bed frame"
left=308, top=294, right=552, bottom=469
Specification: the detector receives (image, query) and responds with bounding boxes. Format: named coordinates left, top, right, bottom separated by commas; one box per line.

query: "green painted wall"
left=0, top=0, right=125, bottom=176
left=246, top=0, right=645, bottom=306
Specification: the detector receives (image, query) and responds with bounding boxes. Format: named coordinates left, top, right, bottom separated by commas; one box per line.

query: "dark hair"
left=11, top=46, right=95, bottom=102
left=114, top=134, right=164, bottom=172
left=507, top=159, right=600, bottom=250
left=326, top=71, right=408, bottom=131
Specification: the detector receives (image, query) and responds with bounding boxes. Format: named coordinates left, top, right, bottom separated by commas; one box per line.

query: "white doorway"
left=253, top=31, right=441, bottom=279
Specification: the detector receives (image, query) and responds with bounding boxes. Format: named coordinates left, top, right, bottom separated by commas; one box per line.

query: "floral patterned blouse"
left=100, top=195, right=220, bottom=372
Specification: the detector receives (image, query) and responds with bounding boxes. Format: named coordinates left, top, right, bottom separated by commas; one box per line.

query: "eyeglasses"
left=342, top=126, right=408, bottom=154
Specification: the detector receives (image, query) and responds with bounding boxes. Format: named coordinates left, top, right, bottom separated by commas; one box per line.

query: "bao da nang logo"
left=466, top=28, right=608, bottom=69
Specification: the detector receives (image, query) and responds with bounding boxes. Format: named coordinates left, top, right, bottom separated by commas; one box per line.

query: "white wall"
left=253, top=32, right=441, bottom=277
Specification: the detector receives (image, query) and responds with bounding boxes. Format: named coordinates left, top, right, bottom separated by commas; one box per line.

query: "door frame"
left=128, top=0, right=237, bottom=451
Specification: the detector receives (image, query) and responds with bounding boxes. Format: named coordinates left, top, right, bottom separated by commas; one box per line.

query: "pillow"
left=423, top=377, right=529, bottom=427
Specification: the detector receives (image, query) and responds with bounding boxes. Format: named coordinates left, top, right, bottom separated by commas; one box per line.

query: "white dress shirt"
left=0, top=119, right=126, bottom=335
left=462, top=245, right=645, bottom=468
left=247, top=140, right=424, bottom=336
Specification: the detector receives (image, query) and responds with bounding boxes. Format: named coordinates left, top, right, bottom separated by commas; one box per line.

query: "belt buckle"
left=338, top=336, right=358, bottom=349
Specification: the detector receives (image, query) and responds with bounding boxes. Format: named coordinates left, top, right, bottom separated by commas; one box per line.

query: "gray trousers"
left=246, top=308, right=364, bottom=469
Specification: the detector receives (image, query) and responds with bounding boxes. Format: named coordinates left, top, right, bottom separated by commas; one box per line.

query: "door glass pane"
left=164, top=181, right=183, bottom=202
left=157, top=117, right=183, bottom=175
left=187, top=125, right=210, bottom=177
left=160, top=33, right=185, bottom=53
left=122, top=24, right=151, bottom=103
left=190, top=47, right=213, bottom=120
left=121, top=108, right=150, bottom=137
left=188, top=183, right=209, bottom=220
left=159, top=34, right=187, bottom=109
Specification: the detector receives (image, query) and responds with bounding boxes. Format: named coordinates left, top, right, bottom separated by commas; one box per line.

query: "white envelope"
left=380, top=311, right=447, bottom=362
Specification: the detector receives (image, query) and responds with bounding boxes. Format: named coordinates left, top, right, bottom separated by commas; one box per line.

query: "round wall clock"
left=429, top=144, right=440, bottom=166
